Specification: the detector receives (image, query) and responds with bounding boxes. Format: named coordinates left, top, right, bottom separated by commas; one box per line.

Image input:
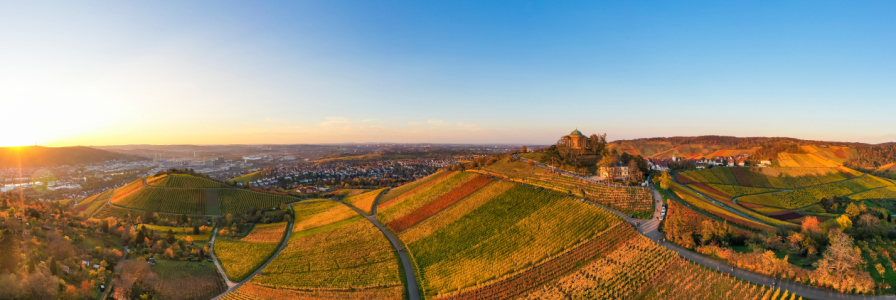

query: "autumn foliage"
left=387, top=175, right=493, bottom=232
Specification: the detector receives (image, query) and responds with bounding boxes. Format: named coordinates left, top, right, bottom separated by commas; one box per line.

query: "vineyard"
left=165, top=174, right=225, bottom=188
left=74, top=189, right=112, bottom=216
left=222, top=282, right=403, bottom=300
left=218, top=189, right=299, bottom=214
left=378, top=171, right=475, bottom=224
left=680, top=167, right=851, bottom=189
left=387, top=175, right=494, bottom=232
left=739, top=175, right=893, bottom=209
left=148, top=260, right=228, bottom=300
left=138, top=223, right=213, bottom=244
left=668, top=182, right=780, bottom=230
left=478, top=158, right=653, bottom=215
left=851, top=186, right=896, bottom=200
left=344, top=188, right=385, bottom=215
left=112, top=186, right=206, bottom=215
left=215, top=222, right=289, bottom=282
left=146, top=174, right=170, bottom=186
left=520, top=234, right=790, bottom=300
left=398, top=181, right=515, bottom=244
left=292, top=199, right=358, bottom=232
left=252, top=216, right=402, bottom=296
left=403, top=182, right=625, bottom=298
left=378, top=171, right=454, bottom=205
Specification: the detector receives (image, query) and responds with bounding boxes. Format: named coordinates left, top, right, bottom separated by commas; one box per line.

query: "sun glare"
left=2, top=131, right=36, bottom=147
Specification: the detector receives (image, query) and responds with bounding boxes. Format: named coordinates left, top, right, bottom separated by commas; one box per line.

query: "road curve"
left=210, top=212, right=295, bottom=300
left=338, top=199, right=421, bottom=300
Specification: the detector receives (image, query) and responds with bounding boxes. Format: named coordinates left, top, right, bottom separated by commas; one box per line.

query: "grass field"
left=343, top=188, right=385, bottom=215
left=215, top=222, right=289, bottom=282
left=251, top=214, right=402, bottom=297
left=404, top=183, right=623, bottom=298
left=228, top=171, right=266, bottom=184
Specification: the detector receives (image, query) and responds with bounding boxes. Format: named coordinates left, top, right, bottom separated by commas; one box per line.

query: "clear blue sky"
left=1, top=1, right=894, bottom=146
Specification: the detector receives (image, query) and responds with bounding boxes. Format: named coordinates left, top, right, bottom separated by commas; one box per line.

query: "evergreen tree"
left=0, top=229, right=18, bottom=273
left=49, top=256, right=58, bottom=276
left=130, top=280, right=145, bottom=300
left=136, top=230, right=146, bottom=245
left=27, top=258, right=35, bottom=273
left=193, top=226, right=200, bottom=235
left=166, top=230, right=176, bottom=244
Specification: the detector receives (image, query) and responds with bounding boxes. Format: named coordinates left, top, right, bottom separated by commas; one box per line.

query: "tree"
left=0, top=229, right=19, bottom=274
left=836, top=214, right=852, bottom=229
left=801, top=216, right=821, bottom=233
left=166, top=230, right=176, bottom=244
left=845, top=203, right=861, bottom=218
left=135, top=230, right=145, bottom=245
left=192, top=225, right=200, bottom=235
left=812, top=229, right=875, bottom=293
left=520, top=145, right=527, bottom=153
left=49, top=257, right=58, bottom=276
left=27, top=259, right=35, bottom=273
left=588, top=133, right=608, bottom=156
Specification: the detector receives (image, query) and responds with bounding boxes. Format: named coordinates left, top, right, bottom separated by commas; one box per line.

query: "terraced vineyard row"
left=218, top=189, right=298, bottom=214
left=166, top=174, right=225, bottom=188
left=669, top=182, right=780, bottom=230
left=435, top=222, right=636, bottom=300
left=216, top=222, right=289, bottom=282
left=223, top=282, right=402, bottom=300
left=291, top=199, right=357, bottom=232
left=343, top=188, right=385, bottom=215
left=112, top=186, right=206, bottom=215
left=406, top=183, right=624, bottom=298
left=476, top=158, right=652, bottom=214
left=74, top=189, right=113, bottom=216
left=252, top=215, right=402, bottom=296
left=378, top=171, right=475, bottom=224
left=681, top=167, right=850, bottom=189
left=387, top=175, right=493, bottom=232
left=739, top=175, right=893, bottom=209
left=850, top=186, right=896, bottom=200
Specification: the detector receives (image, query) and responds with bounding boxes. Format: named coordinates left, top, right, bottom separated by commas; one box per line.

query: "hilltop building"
left=557, top=129, right=589, bottom=152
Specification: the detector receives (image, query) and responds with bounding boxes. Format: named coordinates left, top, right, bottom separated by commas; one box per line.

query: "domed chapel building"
left=557, top=129, right=589, bottom=151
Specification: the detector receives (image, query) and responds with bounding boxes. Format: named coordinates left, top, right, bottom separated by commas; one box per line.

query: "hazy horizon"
left=3, top=1, right=895, bottom=147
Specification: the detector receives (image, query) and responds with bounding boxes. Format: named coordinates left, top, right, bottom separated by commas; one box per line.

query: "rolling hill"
left=0, top=146, right=142, bottom=168
left=81, top=173, right=299, bottom=217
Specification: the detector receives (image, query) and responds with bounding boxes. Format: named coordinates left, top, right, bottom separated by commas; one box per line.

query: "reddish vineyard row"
left=387, top=176, right=494, bottom=232
left=435, top=222, right=637, bottom=300
left=378, top=171, right=456, bottom=208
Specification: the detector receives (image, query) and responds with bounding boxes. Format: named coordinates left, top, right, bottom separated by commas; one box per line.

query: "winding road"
left=209, top=209, right=295, bottom=300
left=338, top=191, right=421, bottom=300
left=635, top=183, right=894, bottom=300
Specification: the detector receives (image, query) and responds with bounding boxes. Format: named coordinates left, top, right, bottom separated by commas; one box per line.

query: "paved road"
left=210, top=214, right=295, bottom=300
left=641, top=184, right=894, bottom=300
left=99, top=246, right=128, bottom=300
left=339, top=199, right=421, bottom=300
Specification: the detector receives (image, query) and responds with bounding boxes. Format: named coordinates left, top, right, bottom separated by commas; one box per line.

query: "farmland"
left=251, top=213, right=402, bottom=298
left=404, top=182, right=625, bottom=298
left=218, top=189, right=298, bottom=214
left=680, top=167, right=851, bottom=190
left=147, top=260, right=228, bottom=300
left=478, top=157, right=653, bottom=215
left=137, top=223, right=214, bottom=244
left=166, top=174, right=226, bottom=188
left=739, top=175, right=893, bottom=209
left=519, top=235, right=774, bottom=300
left=74, top=189, right=112, bottom=216
left=343, top=188, right=385, bottom=215
left=378, top=171, right=477, bottom=224
left=215, top=222, right=289, bottom=282
left=292, top=199, right=358, bottom=232
left=228, top=170, right=266, bottom=184
left=668, top=181, right=780, bottom=230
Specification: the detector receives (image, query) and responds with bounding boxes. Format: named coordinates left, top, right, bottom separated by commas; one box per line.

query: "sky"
left=1, top=1, right=894, bottom=147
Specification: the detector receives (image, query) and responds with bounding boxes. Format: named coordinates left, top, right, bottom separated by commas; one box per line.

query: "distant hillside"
left=0, top=146, right=143, bottom=168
